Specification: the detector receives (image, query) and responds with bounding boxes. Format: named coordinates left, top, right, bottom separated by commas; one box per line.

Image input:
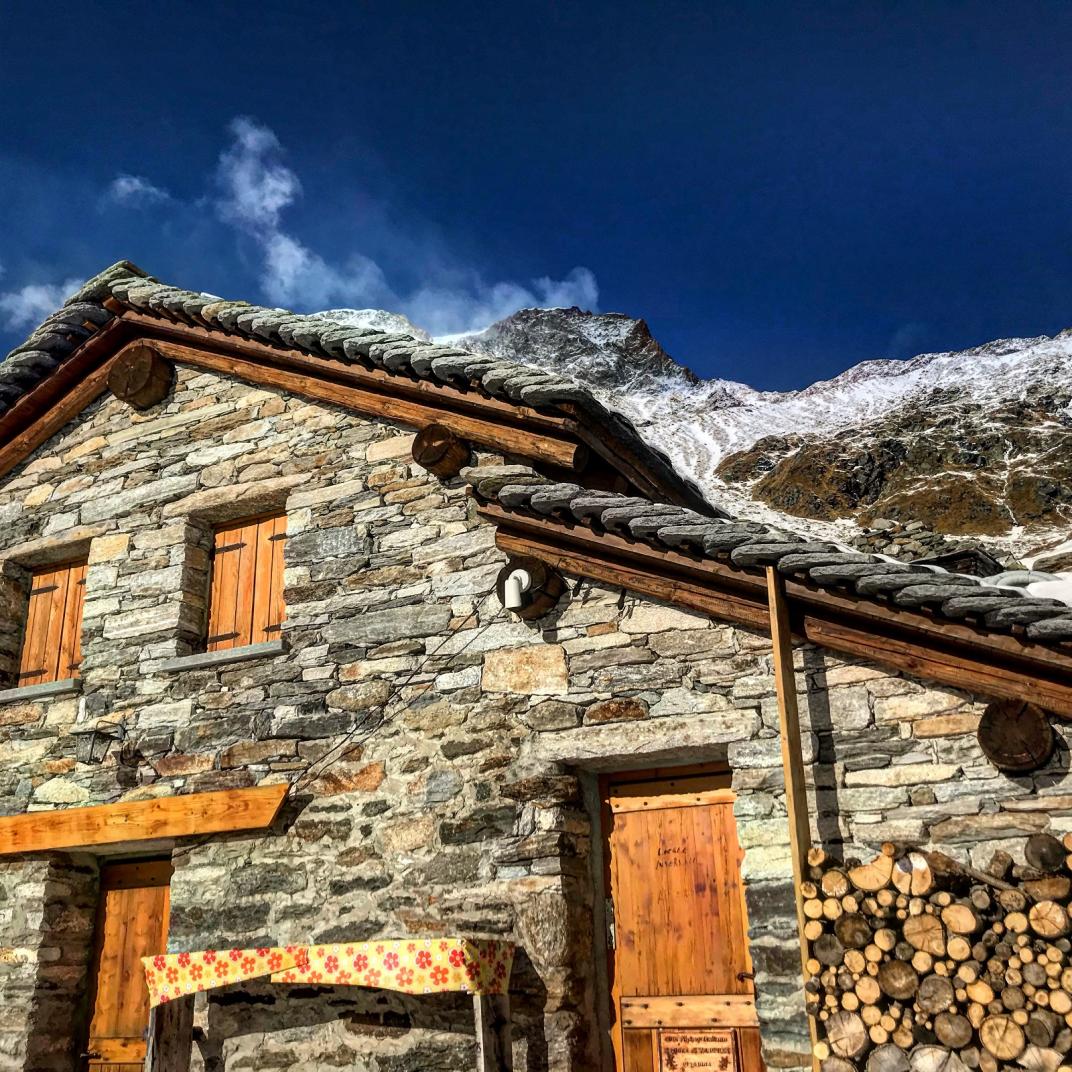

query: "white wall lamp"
left=496, top=556, right=565, bottom=620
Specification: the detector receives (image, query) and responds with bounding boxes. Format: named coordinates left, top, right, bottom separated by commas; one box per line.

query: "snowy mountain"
left=314, top=308, right=431, bottom=341
left=318, top=303, right=1072, bottom=562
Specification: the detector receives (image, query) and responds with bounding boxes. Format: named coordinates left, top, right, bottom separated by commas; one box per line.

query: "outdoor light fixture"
left=503, top=567, right=532, bottom=610
left=496, top=556, right=565, bottom=620
left=72, top=720, right=126, bottom=765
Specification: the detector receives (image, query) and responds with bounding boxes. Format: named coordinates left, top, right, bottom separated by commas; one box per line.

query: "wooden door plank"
left=621, top=1029, right=655, bottom=1072
left=0, top=784, right=288, bottom=855
left=738, top=1027, right=766, bottom=1072
left=686, top=804, right=720, bottom=994
left=609, top=785, right=736, bottom=813
left=89, top=885, right=128, bottom=1039
left=619, top=995, right=759, bottom=1028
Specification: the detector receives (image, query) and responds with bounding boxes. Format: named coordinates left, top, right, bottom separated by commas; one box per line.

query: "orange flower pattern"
left=271, top=938, right=514, bottom=995
left=143, top=939, right=514, bottom=1006
left=141, top=947, right=301, bottom=1008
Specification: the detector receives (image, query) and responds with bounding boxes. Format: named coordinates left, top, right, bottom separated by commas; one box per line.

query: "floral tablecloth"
left=271, top=938, right=513, bottom=995
left=142, top=938, right=514, bottom=1007
left=142, top=946, right=300, bottom=1007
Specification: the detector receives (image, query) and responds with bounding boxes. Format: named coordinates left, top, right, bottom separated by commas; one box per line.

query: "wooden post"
left=144, top=995, right=194, bottom=1072
left=765, top=567, right=821, bottom=1067
left=474, top=993, right=513, bottom=1071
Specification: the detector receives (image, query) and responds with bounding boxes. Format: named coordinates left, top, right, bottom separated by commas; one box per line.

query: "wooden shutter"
left=206, top=513, right=286, bottom=651
left=84, top=860, right=171, bottom=1072
left=16, top=560, right=87, bottom=686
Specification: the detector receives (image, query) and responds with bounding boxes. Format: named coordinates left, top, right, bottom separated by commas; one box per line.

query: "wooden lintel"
left=0, top=784, right=288, bottom=856
left=482, top=504, right=1072, bottom=717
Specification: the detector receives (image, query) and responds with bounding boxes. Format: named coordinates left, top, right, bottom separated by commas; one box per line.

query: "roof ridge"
left=0, top=262, right=711, bottom=511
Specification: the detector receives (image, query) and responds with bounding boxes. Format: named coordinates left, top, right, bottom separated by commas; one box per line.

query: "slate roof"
left=4, top=261, right=1072, bottom=644
left=463, top=465, right=1072, bottom=643
left=0, top=261, right=709, bottom=511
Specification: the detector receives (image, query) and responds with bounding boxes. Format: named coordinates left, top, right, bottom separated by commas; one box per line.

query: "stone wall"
left=0, top=854, right=98, bottom=1072
left=0, top=365, right=1070, bottom=1070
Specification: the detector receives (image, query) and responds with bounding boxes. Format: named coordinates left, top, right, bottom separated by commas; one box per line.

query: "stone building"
left=0, top=262, right=1071, bottom=1072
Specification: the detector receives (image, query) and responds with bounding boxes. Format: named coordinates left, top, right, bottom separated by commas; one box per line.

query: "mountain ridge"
left=319, top=303, right=1072, bottom=561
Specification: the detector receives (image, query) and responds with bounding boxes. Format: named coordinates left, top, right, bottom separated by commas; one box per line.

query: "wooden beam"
left=0, top=784, right=288, bottom=856
left=474, top=994, right=513, bottom=1072
left=0, top=318, right=137, bottom=480
left=482, top=505, right=1072, bottom=717
left=139, top=339, right=588, bottom=473
left=766, top=568, right=821, bottom=1065
left=119, top=310, right=571, bottom=436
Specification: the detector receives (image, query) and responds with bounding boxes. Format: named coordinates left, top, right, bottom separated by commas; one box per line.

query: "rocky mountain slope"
left=320, top=304, right=1072, bottom=563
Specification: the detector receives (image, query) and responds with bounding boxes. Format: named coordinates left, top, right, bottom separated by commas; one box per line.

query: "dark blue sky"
left=2, top=1, right=1071, bottom=390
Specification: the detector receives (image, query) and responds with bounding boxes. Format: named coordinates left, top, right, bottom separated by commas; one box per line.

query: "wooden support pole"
left=474, top=994, right=513, bottom=1071
left=145, top=996, right=194, bottom=1072
left=765, top=567, right=821, bottom=1067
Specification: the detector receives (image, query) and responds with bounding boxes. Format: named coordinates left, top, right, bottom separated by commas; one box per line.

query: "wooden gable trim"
left=480, top=502, right=1072, bottom=718
left=0, top=784, right=288, bottom=856
left=0, top=305, right=705, bottom=506
left=0, top=324, right=618, bottom=490
left=0, top=318, right=134, bottom=479
left=143, top=337, right=588, bottom=472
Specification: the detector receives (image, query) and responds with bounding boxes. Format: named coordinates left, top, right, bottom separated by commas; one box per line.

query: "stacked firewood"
left=806, top=834, right=1072, bottom=1072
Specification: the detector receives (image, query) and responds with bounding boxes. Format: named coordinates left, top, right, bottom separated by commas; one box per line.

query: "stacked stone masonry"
left=0, top=366, right=1069, bottom=1072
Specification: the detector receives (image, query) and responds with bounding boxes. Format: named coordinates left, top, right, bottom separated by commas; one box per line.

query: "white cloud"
left=2, top=117, right=601, bottom=340
left=210, top=116, right=598, bottom=333
left=0, top=278, right=80, bottom=331
left=106, top=174, right=172, bottom=206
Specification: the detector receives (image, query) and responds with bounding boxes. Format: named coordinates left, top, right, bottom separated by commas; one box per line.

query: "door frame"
left=597, top=761, right=754, bottom=1072
left=81, top=856, right=174, bottom=1072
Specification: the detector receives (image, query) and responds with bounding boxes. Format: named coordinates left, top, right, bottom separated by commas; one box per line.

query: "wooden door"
left=84, top=860, right=172, bottom=1072
left=602, top=768, right=764, bottom=1072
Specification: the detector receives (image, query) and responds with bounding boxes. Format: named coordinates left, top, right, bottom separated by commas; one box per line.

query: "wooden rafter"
left=0, top=784, right=288, bottom=856
left=481, top=503, right=1072, bottom=717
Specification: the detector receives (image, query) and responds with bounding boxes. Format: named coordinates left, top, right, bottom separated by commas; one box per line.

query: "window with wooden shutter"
left=206, top=513, right=286, bottom=652
left=16, top=560, right=87, bottom=686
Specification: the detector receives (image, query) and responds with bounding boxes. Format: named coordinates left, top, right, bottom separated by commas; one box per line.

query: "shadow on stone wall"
left=192, top=955, right=549, bottom=1072
left=802, top=647, right=843, bottom=853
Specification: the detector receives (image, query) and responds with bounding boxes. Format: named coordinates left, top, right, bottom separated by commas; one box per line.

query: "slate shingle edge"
left=462, top=466, right=1072, bottom=644
left=0, top=261, right=710, bottom=513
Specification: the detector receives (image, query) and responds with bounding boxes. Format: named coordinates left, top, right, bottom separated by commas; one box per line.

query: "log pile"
left=807, top=834, right=1072, bottom=1072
